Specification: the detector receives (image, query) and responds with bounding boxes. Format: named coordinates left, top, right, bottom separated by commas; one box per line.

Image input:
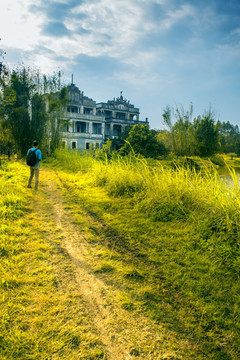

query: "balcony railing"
left=62, top=131, right=103, bottom=139
left=63, top=112, right=104, bottom=121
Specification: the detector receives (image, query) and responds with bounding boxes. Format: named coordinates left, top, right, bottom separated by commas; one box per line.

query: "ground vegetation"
left=1, top=151, right=239, bottom=359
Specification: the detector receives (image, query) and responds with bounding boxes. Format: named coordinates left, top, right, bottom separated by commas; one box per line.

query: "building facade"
left=60, top=83, right=148, bottom=150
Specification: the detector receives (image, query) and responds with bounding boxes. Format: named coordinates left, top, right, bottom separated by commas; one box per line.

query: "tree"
left=162, top=103, right=194, bottom=156
left=162, top=105, right=176, bottom=153
left=47, top=86, right=68, bottom=153
left=31, top=93, right=48, bottom=146
left=217, top=121, right=240, bottom=155
left=119, top=124, right=167, bottom=158
left=192, top=112, right=219, bottom=157
left=0, top=66, right=66, bottom=157
left=1, top=68, right=33, bottom=157
left=111, top=126, right=132, bottom=150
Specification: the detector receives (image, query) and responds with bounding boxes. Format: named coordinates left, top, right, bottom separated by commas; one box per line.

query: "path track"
left=31, top=167, right=168, bottom=360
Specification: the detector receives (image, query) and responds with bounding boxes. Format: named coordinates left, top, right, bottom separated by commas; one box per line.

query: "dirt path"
left=31, top=167, right=168, bottom=360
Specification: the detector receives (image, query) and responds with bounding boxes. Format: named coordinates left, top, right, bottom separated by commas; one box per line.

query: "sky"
left=0, top=0, right=240, bottom=130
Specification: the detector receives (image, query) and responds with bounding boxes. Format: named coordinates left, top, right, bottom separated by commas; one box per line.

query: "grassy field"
left=1, top=151, right=240, bottom=359
left=0, top=161, right=105, bottom=359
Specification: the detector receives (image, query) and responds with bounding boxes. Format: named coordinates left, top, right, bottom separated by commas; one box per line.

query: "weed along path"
left=32, top=166, right=178, bottom=360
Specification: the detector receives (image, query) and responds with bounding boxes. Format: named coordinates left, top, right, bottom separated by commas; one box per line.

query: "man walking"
left=27, top=141, right=42, bottom=190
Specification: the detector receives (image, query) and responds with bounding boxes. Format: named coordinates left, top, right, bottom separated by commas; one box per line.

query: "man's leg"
left=34, top=166, right=40, bottom=190
left=27, top=167, right=34, bottom=188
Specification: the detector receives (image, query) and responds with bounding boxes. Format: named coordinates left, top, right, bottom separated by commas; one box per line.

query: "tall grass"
left=47, top=148, right=95, bottom=172
left=49, top=149, right=240, bottom=358
left=53, top=149, right=240, bottom=238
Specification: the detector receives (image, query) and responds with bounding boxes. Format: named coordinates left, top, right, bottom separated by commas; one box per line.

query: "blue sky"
left=0, top=0, right=240, bottom=129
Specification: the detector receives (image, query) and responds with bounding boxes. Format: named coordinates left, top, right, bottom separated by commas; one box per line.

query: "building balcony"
left=63, top=112, right=104, bottom=121
left=105, top=118, right=144, bottom=124
left=62, top=131, right=104, bottom=140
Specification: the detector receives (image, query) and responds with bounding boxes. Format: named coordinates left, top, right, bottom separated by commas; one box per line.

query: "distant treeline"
left=0, top=66, right=68, bottom=157
left=115, top=104, right=240, bottom=158
left=0, top=66, right=239, bottom=159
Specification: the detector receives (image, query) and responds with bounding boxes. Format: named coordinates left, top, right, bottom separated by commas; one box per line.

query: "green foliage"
left=162, top=103, right=194, bottom=156
left=162, top=105, right=220, bottom=158
left=47, top=86, right=69, bottom=154
left=0, top=67, right=66, bottom=158
left=217, top=121, right=240, bottom=156
left=101, top=138, right=112, bottom=156
left=1, top=68, right=33, bottom=156
left=208, top=154, right=225, bottom=166
left=193, top=113, right=219, bottom=157
left=119, top=124, right=167, bottom=158
left=31, top=93, right=48, bottom=144
left=112, top=125, right=132, bottom=150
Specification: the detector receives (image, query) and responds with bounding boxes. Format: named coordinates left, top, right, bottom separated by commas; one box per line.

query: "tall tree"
left=31, top=93, right=48, bottom=145
left=1, top=68, right=33, bottom=157
left=162, top=105, right=176, bottom=154
left=217, top=121, right=240, bottom=155
left=162, top=103, right=194, bottom=156
left=47, top=86, right=68, bottom=153
left=192, top=112, right=219, bottom=157
left=120, top=124, right=167, bottom=158
left=0, top=67, right=66, bottom=157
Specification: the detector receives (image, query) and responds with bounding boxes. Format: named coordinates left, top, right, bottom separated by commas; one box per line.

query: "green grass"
left=48, top=149, right=240, bottom=359
left=1, top=151, right=240, bottom=359
left=0, top=160, right=105, bottom=359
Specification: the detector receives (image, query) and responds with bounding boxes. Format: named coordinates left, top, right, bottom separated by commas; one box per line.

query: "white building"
left=60, top=83, right=148, bottom=150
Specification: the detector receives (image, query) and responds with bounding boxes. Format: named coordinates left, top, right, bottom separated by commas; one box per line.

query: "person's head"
left=33, top=140, right=39, bottom=147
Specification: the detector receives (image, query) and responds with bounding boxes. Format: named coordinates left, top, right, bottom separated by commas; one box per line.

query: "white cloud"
left=161, top=4, right=195, bottom=30
left=1, top=0, right=197, bottom=69
left=71, top=0, right=146, bottom=55
left=0, top=0, right=43, bottom=51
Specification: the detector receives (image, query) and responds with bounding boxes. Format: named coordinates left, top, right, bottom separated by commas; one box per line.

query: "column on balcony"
left=69, top=119, right=74, bottom=133
left=89, top=121, right=92, bottom=134
left=101, top=122, right=105, bottom=137
left=71, top=120, right=76, bottom=133
left=110, top=123, right=114, bottom=138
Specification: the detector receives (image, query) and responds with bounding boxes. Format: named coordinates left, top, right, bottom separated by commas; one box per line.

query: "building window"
left=104, top=110, right=112, bottom=119
left=95, top=142, right=100, bottom=149
left=67, top=106, right=78, bottom=113
left=84, top=107, right=93, bottom=115
left=76, top=121, right=88, bottom=133
left=71, top=141, right=77, bottom=149
left=113, top=124, right=122, bottom=136
left=116, top=112, right=125, bottom=120
left=92, top=123, right=102, bottom=134
left=86, top=142, right=90, bottom=150
left=105, top=124, right=110, bottom=136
